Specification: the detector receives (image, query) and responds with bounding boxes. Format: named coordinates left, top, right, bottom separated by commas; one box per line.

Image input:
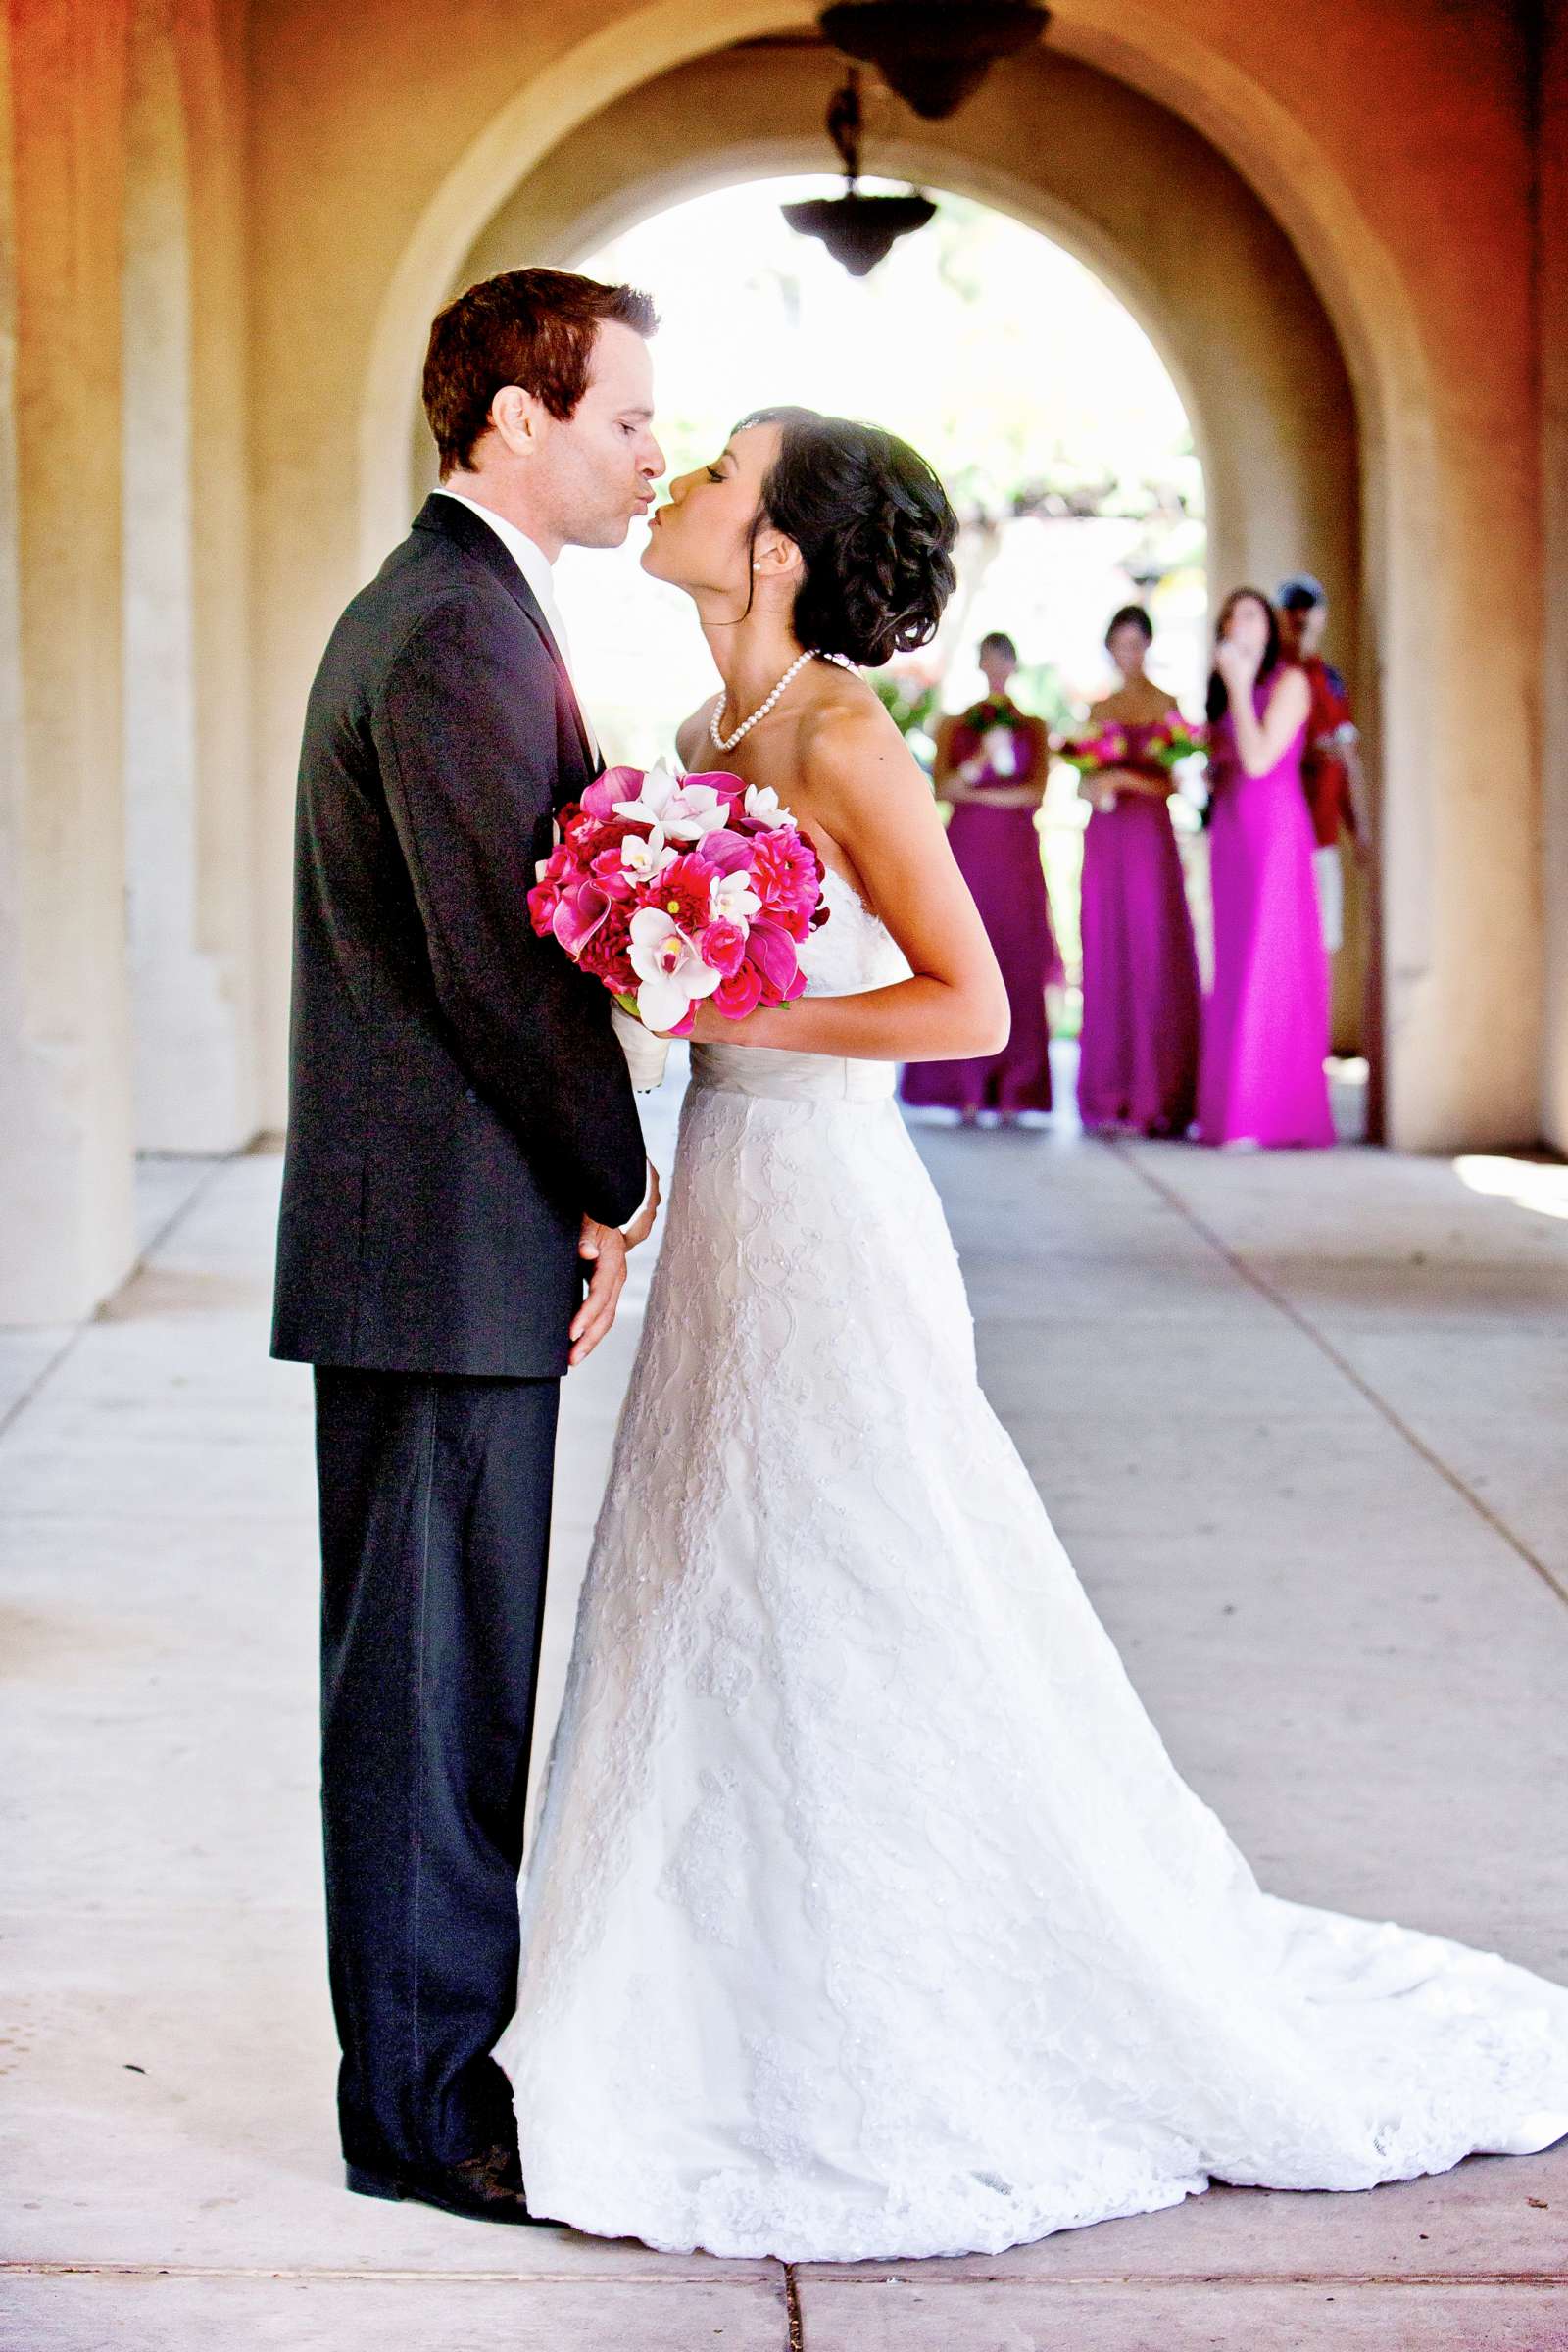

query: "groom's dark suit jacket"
left=271, top=493, right=647, bottom=1378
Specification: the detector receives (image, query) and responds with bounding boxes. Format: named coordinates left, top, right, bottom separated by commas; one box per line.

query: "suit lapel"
left=411, top=495, right=598, bottom=776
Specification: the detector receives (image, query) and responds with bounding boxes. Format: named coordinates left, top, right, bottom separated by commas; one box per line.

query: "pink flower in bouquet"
left=749, top=827, right=825, bottom=940
left=526, top=843, right=571, bottom=932
left=580, top=896, right=639, bottom=995
left=551, top=876, right=612, bottom=959
left=588, top=822, right=664, bottom=899
left=745, top=916, right=810, bottom=1006
left=714, top=961, right=764, bottom=1018
left=645, top=851, right=718, bottom=938
left=696, top=826, right=756, bottom=877
left=578, top=766, right=645, bottom=825
left=679, top=769, right=750, bottom=813
left=698, top=917, right=749, bottom=979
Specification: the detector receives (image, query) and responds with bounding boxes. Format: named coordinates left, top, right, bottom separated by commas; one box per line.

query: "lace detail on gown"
left=496, top=869, right=1568, bottom=2262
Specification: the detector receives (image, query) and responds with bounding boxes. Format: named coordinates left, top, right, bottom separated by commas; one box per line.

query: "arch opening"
left=405, top=37, right=1372, bottom=1073
left=557, top=175, right=1215, bottom=1066
left=348, top=8, right=1549, bottom=1148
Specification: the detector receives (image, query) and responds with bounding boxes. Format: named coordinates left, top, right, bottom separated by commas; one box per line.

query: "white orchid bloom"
left=612, top=760, right=682, bottom=828
left=618, top=825, right=675, bottom=882
left=661, top=783, right=732, bottom=842
left=710, top=867, right=762, bottom=926
left=743, top=783, right=798, bottom=827
left=628, top=906, right=723, bottom=1033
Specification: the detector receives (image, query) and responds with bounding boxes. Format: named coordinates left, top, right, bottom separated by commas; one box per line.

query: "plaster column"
left=0, top=0, right=136, bottom=1324
left=1540, top=0, right=1568, bottom=1155
left=121, top=0, right=256, bottom=1153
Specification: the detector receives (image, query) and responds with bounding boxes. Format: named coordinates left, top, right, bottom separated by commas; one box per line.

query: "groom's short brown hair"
left=422, top=268, right=658, bottom=478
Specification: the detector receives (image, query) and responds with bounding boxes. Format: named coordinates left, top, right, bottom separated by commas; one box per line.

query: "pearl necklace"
left=709, top=650, right=819, bottom=754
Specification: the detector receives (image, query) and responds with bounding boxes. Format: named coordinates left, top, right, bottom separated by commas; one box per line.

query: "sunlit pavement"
left=4, top=1070, right=1567, bottom=2351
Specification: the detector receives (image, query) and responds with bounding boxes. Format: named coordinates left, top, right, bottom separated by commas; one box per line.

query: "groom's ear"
left=489, top=383, right=545, bottom=460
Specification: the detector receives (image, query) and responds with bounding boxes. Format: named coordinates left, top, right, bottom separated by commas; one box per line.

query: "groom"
left=272, top=270, right=664, bottom=2223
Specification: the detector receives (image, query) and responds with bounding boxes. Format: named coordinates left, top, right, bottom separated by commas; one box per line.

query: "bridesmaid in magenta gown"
left=1075, top=605, right=1201, bottom=1136
left=1198, top=588, right=1335, bottom=1149
left=902, top=631, right=1062, bottom=1121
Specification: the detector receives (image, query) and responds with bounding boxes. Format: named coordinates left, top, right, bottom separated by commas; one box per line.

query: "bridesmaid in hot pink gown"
left=902, top=631, right=1061, bottom=1121
left=1075, top=605, right=1200, bottom=1136
left=1198, top=589, right=1335, bottom=1150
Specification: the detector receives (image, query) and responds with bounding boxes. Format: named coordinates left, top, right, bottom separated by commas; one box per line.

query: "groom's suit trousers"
left=315, top=1366, right=560, bottom=2176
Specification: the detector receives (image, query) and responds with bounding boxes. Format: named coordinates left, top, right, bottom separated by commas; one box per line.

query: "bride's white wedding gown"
left=497, top=867, right=1568, bottom=2261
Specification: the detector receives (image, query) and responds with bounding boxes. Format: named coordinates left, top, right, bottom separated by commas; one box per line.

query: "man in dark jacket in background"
left=1277, top=572, right=1371, bottom=956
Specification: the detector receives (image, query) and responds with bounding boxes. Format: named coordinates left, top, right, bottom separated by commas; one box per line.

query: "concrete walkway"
left=3, top=1091, right=1567, bottom=2349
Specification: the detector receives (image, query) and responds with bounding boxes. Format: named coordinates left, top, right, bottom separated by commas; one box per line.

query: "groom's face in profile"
left=527, top=320, right=662, bottom=552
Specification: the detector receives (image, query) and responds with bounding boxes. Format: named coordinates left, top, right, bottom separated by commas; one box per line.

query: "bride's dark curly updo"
left=735, top=406, right=958, bottom=668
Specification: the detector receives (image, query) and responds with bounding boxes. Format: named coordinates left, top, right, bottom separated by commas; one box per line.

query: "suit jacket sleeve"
left=371, top=589, right=648, bottom=1228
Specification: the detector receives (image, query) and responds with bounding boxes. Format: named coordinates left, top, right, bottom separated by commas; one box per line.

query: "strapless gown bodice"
left=687, top=865, right=909, bottom=1104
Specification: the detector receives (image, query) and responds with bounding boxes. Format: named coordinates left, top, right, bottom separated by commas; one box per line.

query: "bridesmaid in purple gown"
left=1075, top=605, right=1201, bottom=1136
left=901, top=631, right=1062, bottom=1122
left=1198, top=588, right=1335, bottom=1149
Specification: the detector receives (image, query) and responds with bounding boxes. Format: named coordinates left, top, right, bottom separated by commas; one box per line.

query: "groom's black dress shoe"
left=346, top=2142, right=549, bottom=2227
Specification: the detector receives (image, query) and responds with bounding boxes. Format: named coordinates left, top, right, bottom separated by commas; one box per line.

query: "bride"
left=497, top=406, right=1568, bottom=2261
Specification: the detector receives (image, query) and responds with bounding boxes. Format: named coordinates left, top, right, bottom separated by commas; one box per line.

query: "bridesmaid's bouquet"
left=1059, top=714, right=1207, bottom=811
left=1058, top=714, right=1206, bottom=778
left=1056, top=723, right=1132, bottom=779
left=528, top=763, right=829, bottom=1049
left=1143, top=713, right=1208, bottom=772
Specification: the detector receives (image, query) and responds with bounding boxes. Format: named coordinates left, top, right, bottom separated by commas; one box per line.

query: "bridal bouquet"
left=528, top=764, right=828, bottom=1076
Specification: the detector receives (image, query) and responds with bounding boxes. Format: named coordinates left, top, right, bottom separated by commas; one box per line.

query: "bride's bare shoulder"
left=674, top=696, right=722, bottom=770
left=797, top=669, right=913, bottom=793
left=799, top=667, right=906, bottom=757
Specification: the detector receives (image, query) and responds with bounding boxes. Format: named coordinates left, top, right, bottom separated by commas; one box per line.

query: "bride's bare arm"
left=689, top=703, right=1010, bottom=1062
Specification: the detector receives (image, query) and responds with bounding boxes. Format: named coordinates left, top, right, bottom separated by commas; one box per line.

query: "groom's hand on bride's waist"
left=570, top=1217, right=629, bottom=1367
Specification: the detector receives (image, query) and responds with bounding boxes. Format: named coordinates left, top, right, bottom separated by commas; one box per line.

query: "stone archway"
left=340, top=1, right=1534, bottom=1152
left=449, top=52, right=1384, bottom=1056
left=443, top=42, right=1358, bottom=647
left=388, top=33, right=1376, bottom=1066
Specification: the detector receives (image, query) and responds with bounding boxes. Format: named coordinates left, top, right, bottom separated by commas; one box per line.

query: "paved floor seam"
left=1109, top=1138, right=1568, bottom=1612
left=5, top=2262, right=1561, bottom=2287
